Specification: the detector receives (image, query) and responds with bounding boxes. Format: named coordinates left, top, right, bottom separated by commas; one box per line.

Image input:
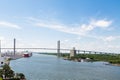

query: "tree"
left=2, top=64, right=14, bottom=79
left=0, top=64, right=25, bottom=80
left=16, top=73, right=25, bottom=79
left=0, top=69, right=3, bottom=78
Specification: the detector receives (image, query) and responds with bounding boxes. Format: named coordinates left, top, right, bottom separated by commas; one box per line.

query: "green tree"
left=0, top=69, right=3, bottom=78
left=2, top=64, right=14, bottom=79
left=18, top=73, right=25, bottom=79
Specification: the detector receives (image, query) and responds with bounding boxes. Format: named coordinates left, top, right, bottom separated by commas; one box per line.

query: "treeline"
left=61, top=53, right=120, bottom=64
left=39, top=52, right=120, bottom=64
left=39, top=53, right=57, bottom=55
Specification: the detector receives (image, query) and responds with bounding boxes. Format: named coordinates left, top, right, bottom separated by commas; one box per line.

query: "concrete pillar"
left=89, top=51, right=91, bottom=54
left=95, top=52, right=97, bottom=54
left=0, top=40, right=1, bottom=57
left=83, top=51, right=85, bottom=54
left=14, top=38, right=16, bottom=56
left=70, top=47, right=76, bottom=57
left=0, top=40, right=1, bottom=53
left=57, top=40, right=60, bottom=57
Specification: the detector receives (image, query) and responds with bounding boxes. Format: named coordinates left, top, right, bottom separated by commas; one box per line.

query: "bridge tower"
left=0, top=40, right=1, bottom=54
left=70, top=47, right=76, bottom=57
left=57, top=40, right=61, bottom=57
left=13, top=38, right=16, bottom=56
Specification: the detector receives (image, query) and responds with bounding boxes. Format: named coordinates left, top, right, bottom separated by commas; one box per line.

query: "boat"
left=23, top=51, right=32, bottom=57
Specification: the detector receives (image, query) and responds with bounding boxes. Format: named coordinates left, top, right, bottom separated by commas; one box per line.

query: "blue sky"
left=0, top=0, right=120, bottom=53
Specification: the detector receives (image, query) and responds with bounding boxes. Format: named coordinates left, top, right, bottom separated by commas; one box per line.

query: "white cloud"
left=0, top=21, right=21, bottom=29
left=35, top=19, right=112, bottom=36
left=107, top=45, right=120, bottom=53
left=107, top=45, right=120, bottom=49
left=91, top=19, right=112, bottom=27
left=79, top=19, right=112, bottom=35
left=100, top=35, right=120, bottom=43
left=103, top=36, right=116, bottom=42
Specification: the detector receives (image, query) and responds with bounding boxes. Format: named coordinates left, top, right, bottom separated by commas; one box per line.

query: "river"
left=10, top=53, right=120, bottom=80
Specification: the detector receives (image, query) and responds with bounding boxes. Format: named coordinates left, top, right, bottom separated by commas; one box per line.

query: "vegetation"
left=39, top=52, right=57, bottom=55
left=15, top=73, right=25, bottom=79
left=2, top=64, right=14, bottom=78
left=109, top=60, right=120, bottom=64
left=0, top=64, right=26, bottom=80
left=0, top=77, right=2, bottom=80
left=64, top=53, right=120, bottom=64
left=39, top=52, right=120, bottom=64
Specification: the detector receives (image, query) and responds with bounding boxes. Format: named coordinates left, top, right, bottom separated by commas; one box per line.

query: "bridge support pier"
left=0, top=40, right=1, bottom=54
left=14, top=38, right=16, bottom=56
left=57, top=40, right=61, bottom=57
left=83, top=51, right=85, bottom=54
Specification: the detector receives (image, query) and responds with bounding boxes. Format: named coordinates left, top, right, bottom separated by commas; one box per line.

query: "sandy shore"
left=111, top=64, right=120, bottom=67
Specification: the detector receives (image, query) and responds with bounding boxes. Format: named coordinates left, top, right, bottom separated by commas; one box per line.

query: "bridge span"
left=0, top=39, right=117, bottom=56
left=0, top=47, right=116, bottom=54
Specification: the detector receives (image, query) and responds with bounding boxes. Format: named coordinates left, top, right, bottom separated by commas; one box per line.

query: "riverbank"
left=7, top=54, right=23, bottom=60
left=2, top=51, right=33, bottom=60
left=39, top=53, right=120, bottom=66
left=0, top=52, right=27, bottom=80
left=1, top=52, right=23, bottom=60
left=68, top=54, right=120, bottom=66
left=111, top=63, right=120, bottom=66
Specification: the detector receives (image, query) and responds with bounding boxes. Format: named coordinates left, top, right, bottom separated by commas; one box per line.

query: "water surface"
left=10, top=53, right=120, bottom=80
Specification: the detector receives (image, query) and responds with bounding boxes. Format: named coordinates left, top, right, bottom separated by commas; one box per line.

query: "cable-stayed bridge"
left=0, top=47, right=117, bottom=54
left=0, top=39, right=118, bottom=56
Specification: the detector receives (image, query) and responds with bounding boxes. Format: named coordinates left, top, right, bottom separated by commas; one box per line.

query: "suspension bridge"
left=0, top=39, right=117, bottom=57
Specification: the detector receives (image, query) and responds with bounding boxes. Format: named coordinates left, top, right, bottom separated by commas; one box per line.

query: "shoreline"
left=62, top=56, right=120, bottom=67
left=5, top=53, right=23, bottom=60
left=111, top=63, right=120, bottom=67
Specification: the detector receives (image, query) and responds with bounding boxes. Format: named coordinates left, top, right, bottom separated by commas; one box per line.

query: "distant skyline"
left=0, top=0, right=120, bottom=53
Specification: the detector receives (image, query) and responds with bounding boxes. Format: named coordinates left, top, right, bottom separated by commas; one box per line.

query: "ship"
left=23, top=51, right=32, bottom=57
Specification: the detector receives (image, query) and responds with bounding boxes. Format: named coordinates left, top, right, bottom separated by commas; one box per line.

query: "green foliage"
left=0, top=77, right=2, bottom=80
left=109, top=60, right=120, bottom=64
left=17, top=73, right=25, bottom=79
left=15, top=73, right=25, bottom=79
left=0, top=69, right=3, bottom=77
left=3, top=78, right=20, bottom=80
left=2, top=64, right=14, bottom=78
left=76, top=54, right=120, bottom=62
left=39, top=52, right=120, bottom=64
left=39, top=53, right=57, bottom=55
left=61, top=53, right=120, bottom=64
left=61, top=54, right=69, bottom=57
left=0, top=64, right=26, bottom=80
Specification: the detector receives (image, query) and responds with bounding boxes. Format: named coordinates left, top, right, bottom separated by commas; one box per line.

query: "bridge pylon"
left=14, top=38, right=16, bottom=56
left=57, top=40, right=61, bottom=57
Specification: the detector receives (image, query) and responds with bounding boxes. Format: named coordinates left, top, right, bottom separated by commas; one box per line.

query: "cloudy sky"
left=0, top=0, right=120, bottom=53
